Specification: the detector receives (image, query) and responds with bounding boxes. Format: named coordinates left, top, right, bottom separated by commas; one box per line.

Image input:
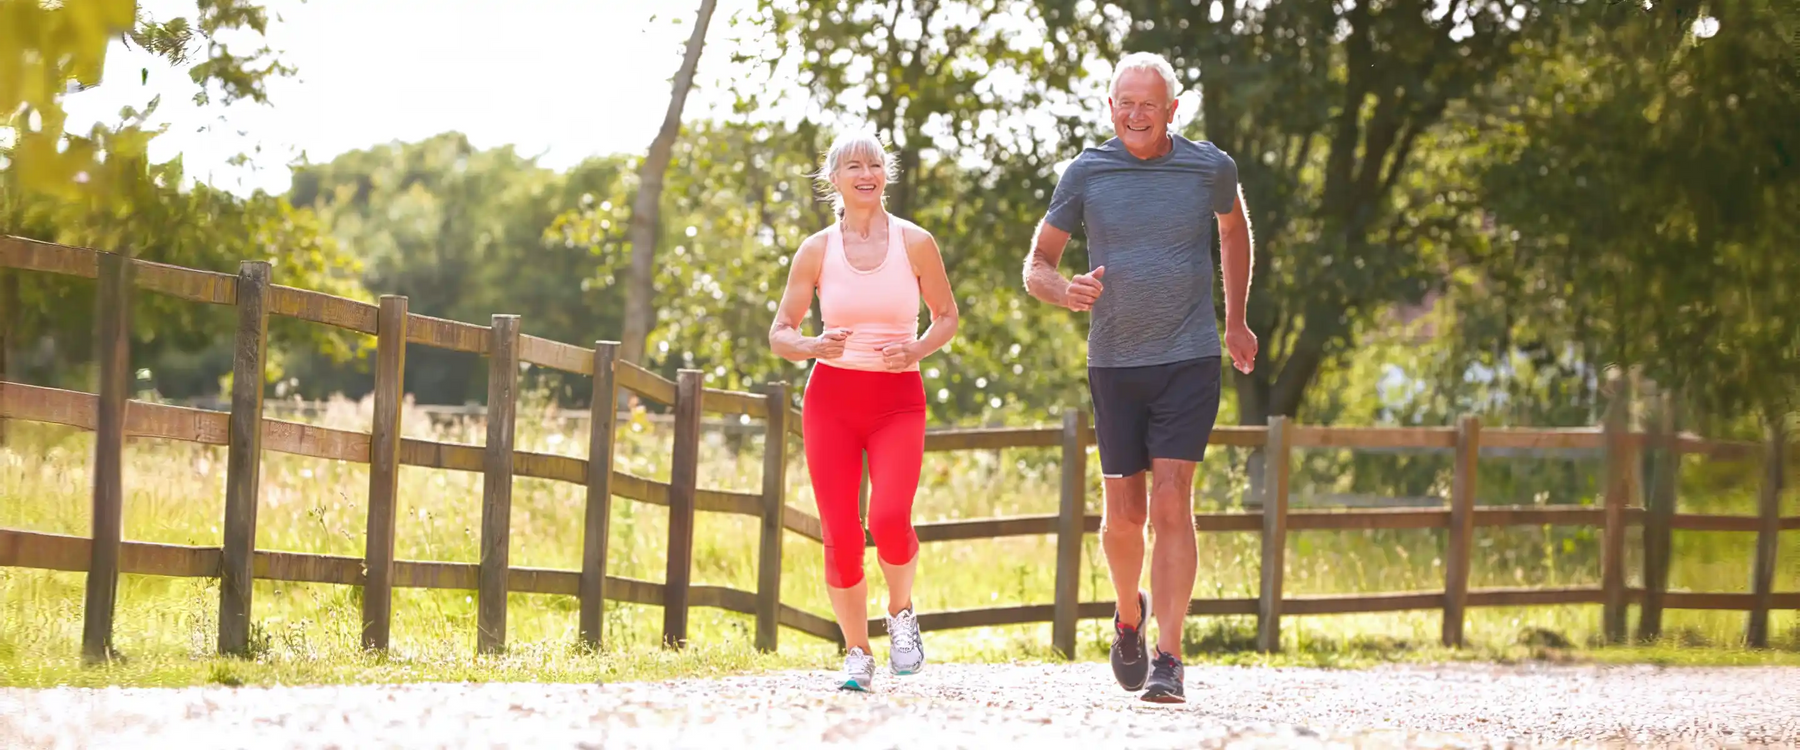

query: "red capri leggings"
left=802, top=362, right=926, bottom=589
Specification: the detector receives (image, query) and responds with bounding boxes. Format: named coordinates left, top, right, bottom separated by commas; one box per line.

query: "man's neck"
left=1123, top=134, right=1173, bottom=161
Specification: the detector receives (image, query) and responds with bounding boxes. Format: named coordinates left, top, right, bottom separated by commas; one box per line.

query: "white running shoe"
left=840, top=646, right=875, bottom=691
left=886, top=606, right=925, bottom=675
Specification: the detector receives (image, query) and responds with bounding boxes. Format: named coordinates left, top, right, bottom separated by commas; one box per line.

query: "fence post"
left=1442, top=414, right=1480, bottom=648
left=1600, top=371, right=1632, bottom=645
left=83, top=252, right=132, bottom=664
left=218, top=259, right=270, bottom=657
left=663, top=369, right=703, bottom=649
left=1257, top=415, right=1290, bottom=653
left=1747, top=418, right=1784, bottom=648
left=580, top=341, right=620, bottom=650
left=755, top=381, right=789, bottom=653
left=1052, top=407, right=1087, bottom=660
left=1637, top=390, right=1677, bottom=643
left=477, top=314, right=521, bottom=655
left=360, top=295, right=408, bottom=651
left=0, top=269, right=14, bottom=448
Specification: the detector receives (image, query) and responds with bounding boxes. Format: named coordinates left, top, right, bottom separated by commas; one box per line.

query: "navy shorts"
left=1086, top=356, right=1223, bottom=478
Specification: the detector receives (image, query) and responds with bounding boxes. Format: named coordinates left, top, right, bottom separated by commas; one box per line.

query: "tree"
left=284, top=133, right=624, bottom=406
left=2, top=0, right=359, bottom=401
left=739, top=0, right=1097, bottom=220
left=621, top=0, right=722, bottom=368
left=1475, top=0, right=1800, bottom=424
left=3, top=0, right=292, bottom=203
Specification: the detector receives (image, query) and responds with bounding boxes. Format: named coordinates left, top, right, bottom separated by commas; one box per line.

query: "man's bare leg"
left=1100, top=473, right=1149, bottom=627
left=1146, top=458, right=1198, bottom=657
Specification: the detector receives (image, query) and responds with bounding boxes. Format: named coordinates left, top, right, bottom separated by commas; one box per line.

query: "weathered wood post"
left=1637, top=390, right=1677, bottom=643
left=83, top=252, right=133, bottom=664
left=360, top=295, right=408, bottom=651
left=1051, top=407, right=1087, bottom=659
left=1256, top=416, right=1290, bottom=653
left=663, top=369, right=703, bottom=649
left=1747, top=418, right=1785, bottom=648
left=218, top=259, right=270, bottom=657
left=476, top=314, right=521, bottom=655
left=0, top=269, right=15, bottom=448
left=1600, top=371, right=1632, bottom=645
left=579, top=341, right=620, bottom=649
left=755, top=381, right=789, bottom=653
left=1442, top=414, right=1480, bottom=648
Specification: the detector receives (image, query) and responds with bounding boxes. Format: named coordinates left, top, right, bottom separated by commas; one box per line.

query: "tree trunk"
left=620, top=0, right=720, bottom=366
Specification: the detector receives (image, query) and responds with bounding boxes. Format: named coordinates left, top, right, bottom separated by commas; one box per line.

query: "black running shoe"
left=1111, top=590, right=1149, bottom=691
left=1140, top=649, right=1185, bottom=703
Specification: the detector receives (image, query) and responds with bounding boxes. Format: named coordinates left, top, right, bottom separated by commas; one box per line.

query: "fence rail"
left=1, top=234, right=1794, bottom=663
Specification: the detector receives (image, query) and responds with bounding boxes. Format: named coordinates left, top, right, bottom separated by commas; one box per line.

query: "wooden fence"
left=1, top=235, right=1795, bottom=665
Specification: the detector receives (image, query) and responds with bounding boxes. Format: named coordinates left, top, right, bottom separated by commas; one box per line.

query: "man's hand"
left=809, top=328, right=850, bottom=359
left=1224, top=319, right=1257, bottom=374
left=880, top=341, right=919, bottom=371
left=1066, top=266, right=1105, bottom=312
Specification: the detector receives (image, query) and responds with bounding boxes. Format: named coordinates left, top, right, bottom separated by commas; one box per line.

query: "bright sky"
left=61, top=0, right=785, bottom=196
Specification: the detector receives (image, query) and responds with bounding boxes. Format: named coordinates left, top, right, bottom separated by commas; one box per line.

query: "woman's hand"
left=810, top=329, right=851, bottom=359
left=879, top=341, right=920, bottom=371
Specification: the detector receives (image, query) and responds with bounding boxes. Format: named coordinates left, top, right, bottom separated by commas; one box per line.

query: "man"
left=1023, top=51, right=1257, bottom=704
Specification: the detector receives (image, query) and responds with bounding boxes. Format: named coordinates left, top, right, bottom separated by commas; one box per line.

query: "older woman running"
left=768, top=129, right=959, bottom=692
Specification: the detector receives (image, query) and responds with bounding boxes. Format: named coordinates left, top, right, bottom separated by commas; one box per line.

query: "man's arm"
left=1024, top=220, right=1076, bottom=308
left=1216, top=181, right=1258, bottom=373
left=1217, top=183, right=1254, bottom=327
left=1026, top=157, right=1102, bottom=310
left=1024, top=220, right=1104, bottom=312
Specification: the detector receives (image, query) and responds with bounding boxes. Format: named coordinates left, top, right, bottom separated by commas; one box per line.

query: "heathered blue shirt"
left=1044, top=134, right=1240, bottom=368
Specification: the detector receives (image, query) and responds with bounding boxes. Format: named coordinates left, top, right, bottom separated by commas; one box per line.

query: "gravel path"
left=3, top=661, right=1795, bottom=749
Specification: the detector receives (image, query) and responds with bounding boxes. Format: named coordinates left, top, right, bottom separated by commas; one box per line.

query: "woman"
left=768, top=129, right=959, bottom=692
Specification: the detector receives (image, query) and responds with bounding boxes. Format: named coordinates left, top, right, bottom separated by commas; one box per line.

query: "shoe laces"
left=846, top=647, right=874, bottom=672
left=1151, top=650, right=1182, bottom=679
left=888, top=609, right=921, bottom=653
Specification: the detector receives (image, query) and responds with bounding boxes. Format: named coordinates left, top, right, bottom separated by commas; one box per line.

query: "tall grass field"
left=2, top=389, right=1796, bottom=687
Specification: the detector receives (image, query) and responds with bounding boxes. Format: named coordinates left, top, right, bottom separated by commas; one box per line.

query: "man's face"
left=1108, top=68, right=1176, bottom=153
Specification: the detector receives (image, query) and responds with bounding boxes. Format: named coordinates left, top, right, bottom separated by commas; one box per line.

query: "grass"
left=2, top=388, right=1796, bottom=689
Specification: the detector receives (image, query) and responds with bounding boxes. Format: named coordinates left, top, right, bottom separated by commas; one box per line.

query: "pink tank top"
left=816, top=215, right=921, bottom=372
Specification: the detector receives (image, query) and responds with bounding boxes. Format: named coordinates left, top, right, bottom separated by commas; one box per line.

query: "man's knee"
left=1101, top=503, right=1148, bottom=534
left=1147, top=462, right=1196, bottom=533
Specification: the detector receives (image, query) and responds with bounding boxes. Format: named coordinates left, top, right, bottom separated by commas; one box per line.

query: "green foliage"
left=1475, top=0, right=1800, bottom=421
left=3, top=0, right=297, bottom=201
left=735, top=0, right=1099, bottom=218
left=282, top=133, right=637, bottom=405
left=1, top=0, right=357, bottom=396
left=3, top=160, right=366, bottom=395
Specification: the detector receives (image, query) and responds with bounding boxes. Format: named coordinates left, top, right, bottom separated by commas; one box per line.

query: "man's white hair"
left=1109, top=51, right=1180, bottom=102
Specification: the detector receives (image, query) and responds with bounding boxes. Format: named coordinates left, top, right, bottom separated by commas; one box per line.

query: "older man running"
left=1023, top=51, right=1258, bottom=704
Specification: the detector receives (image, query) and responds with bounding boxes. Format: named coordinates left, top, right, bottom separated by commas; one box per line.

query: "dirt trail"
left=3, top=661, right=1795, bottom=748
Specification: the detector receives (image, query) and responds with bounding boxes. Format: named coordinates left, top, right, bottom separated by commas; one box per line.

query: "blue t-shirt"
left=1044, top=135, right=1240, bottom=368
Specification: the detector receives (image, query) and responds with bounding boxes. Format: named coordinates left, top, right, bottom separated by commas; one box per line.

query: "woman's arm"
left=882, top=225, right=959, bottom=371
left=769, top=234, right=847, bottom=361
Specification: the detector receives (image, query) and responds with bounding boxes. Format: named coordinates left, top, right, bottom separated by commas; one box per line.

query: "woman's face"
left=830, top=147, right=887, bottom=211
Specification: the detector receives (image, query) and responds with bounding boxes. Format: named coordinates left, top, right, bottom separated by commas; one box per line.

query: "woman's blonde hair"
left=812, top=128, right=900, bottom=218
